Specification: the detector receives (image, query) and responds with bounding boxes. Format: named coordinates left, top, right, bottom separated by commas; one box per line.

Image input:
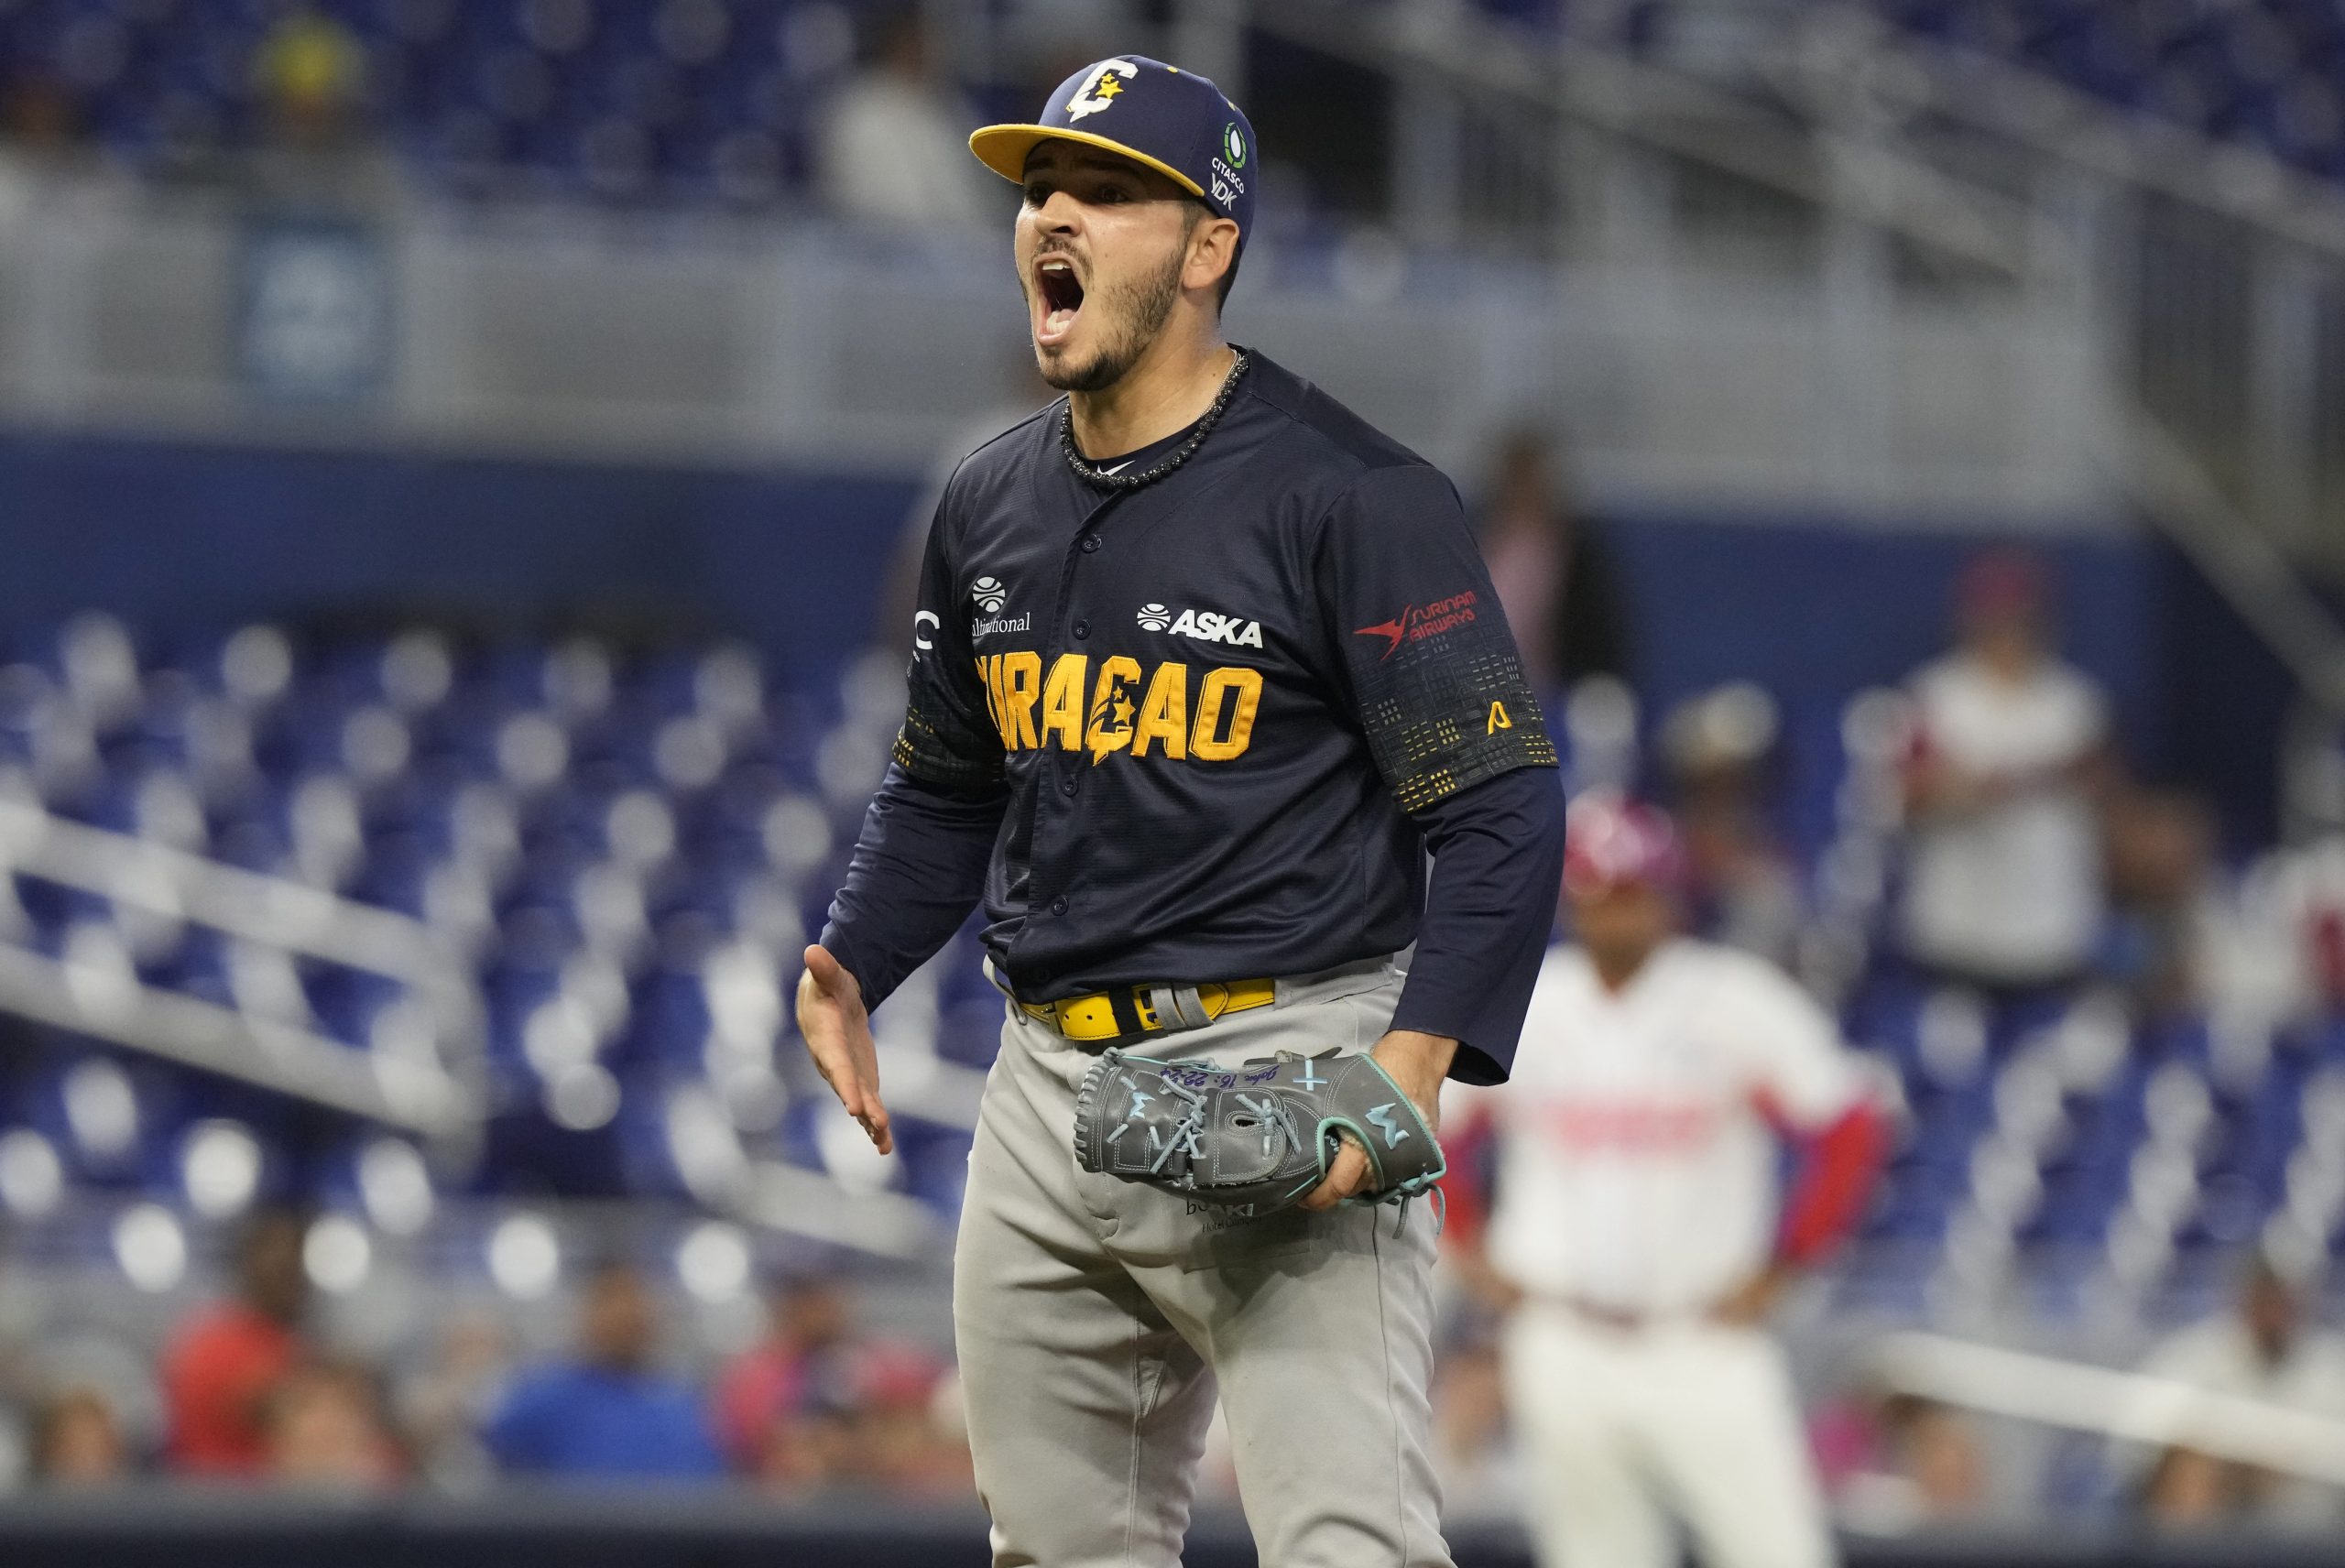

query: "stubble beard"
left=1034, top=239, right=1185, bottom=395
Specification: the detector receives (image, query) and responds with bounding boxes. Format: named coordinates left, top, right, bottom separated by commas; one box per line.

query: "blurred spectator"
left=0, top=69, right=84, bottom=233
left=2098, top=784, right=2227, bottom=1019
left=815, top=8, right=994, bottom=228
left=483, top=1261, right=722, bottom=1480
left=838, top=1343, right=961, bottom=1494
left=2133, top=1256, right=2345, bottom=1528
left=714, top=1276, right=854, bottom=1475
left=715, top=1276, right=962, bottom=1492
left=262, top=1358, right=400, bottom=1490
left=1474, top=432, right=1631, bottom=693
left=395, top=1309, right=512, bottom=1488
left=245, top=5, right=404, bottom=214
left=1813, top=1386, right=1991, bottom=1529
left=1897, top=549, right=2114, bottom=991
left=160, top=1209, right=312, bottom=1476
left=1663, top=682, right=1803, bottom=964
left=27, top=1387, right=129, bottom=1487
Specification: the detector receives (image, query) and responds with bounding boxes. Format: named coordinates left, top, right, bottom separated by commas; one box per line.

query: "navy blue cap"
left=969, top=55, right=1255, bottom=252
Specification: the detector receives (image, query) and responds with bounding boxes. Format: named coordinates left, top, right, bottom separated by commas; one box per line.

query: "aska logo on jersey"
left=1137, top=603, right=1264, bottom=649
left=1353, top=591, right=1478, bottom=661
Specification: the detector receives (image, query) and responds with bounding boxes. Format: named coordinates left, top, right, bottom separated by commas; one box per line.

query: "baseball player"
left=1451, top=792, right=1888, bottom=1568
left=795, top=55, right=1566, bottom=1568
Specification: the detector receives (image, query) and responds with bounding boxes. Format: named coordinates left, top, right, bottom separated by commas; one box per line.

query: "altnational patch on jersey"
left=969, top=576, right=1031, bottom=639
left=1351, top=603, right=1556, bottom=811
left=975, top=651, right=1262, bottom=766
left=1353, top=591, right=1480, bottom=663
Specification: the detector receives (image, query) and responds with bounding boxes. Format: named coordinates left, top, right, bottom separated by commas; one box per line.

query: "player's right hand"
left=797, top=944, right=892, bottom=1154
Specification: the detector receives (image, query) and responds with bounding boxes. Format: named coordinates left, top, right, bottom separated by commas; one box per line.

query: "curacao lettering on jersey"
left=975, top=652, right=1262, bottom=763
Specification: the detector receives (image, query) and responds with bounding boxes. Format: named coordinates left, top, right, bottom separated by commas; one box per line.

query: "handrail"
left=1788, top=4, right=2345, bottom=261
left=0, top=794, right=457, bottom=986
left=1874, top=1330, right=2345, bottom=1485
left=0, top=790, right=485, bottom=1134
left=0, top=791, right=955, bottom=1252
left=0, top=940, right=467, bottom=1134
left=1240, top=0, right=2039, bottom=276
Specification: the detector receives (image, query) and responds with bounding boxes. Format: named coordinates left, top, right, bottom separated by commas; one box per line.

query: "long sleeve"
left=1772, top=1100, right=1891, bottom=1265
left=817, top=475, right=1009, bottom=1011
left=1309, top=463, right=1562, bottom=1083
left=820, top=763, right=1005, bottom=1011
left=1389, top=766, right=1565, bottom=1084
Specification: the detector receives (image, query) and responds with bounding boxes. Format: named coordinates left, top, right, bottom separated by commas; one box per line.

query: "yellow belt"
left=1020, top=977, right=1277, bottom=1042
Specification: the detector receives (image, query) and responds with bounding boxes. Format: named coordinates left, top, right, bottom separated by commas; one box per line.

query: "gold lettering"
left=998, top=650, right=1042, bottom=750
left=1130, top=663, right=1190, bottom=759
left=1040, top=653, right=1088, bottom=751
left=977, top=657, right=1004, bottom=744
left=1190, top=667, right=1262, bottom=761
left=1085, top=656, right=1143, bottom=764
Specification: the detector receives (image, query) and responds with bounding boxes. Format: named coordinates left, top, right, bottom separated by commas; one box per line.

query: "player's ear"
left=1183, top=212, right=1239, bottom=306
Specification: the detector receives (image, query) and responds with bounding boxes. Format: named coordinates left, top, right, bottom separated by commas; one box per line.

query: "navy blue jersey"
left=823, top=351, right=1565, bottom=1081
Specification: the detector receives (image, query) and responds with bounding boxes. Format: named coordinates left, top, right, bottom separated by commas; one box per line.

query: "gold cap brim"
left=966, top=125, right=1206, bottom=200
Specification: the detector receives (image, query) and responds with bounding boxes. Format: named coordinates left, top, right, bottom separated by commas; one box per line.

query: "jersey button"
left=1050, top=896, right=1070, bottom=916
left=1061, top=775, right=1079, bottom=797
left=1072, top=619, right=1090, bottom=639
left=1080, top=534, right=1102, bottom=553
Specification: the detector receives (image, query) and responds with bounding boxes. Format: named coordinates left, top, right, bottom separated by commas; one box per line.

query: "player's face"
left=1016, top=144, right=1197, bottom=393
left=1568, top=882, right=1674, bottom=975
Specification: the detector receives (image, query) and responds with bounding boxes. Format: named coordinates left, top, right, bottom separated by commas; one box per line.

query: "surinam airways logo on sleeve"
left=1353, top=591, right=1479, bottom=661
left=1065, top=59, right=1139, bottom=122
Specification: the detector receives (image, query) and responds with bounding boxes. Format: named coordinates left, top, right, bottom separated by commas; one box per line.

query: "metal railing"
left=0, top=790, right=483, bottom=1137
left=1877, top=1330, right=2345, bottom=1488
left=0, top=787, right=951, bottom=1256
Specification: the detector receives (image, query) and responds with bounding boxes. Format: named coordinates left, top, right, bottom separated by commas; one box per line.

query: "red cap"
left=1563, top=790, right=1683, bottom=896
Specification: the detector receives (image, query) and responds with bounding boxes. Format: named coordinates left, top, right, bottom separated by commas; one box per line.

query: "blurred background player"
left=1452, top=792, right=1889, bottom=1568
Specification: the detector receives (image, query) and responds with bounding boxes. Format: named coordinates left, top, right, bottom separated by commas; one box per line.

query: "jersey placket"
left=1010, top=485, right=1131, bottom=975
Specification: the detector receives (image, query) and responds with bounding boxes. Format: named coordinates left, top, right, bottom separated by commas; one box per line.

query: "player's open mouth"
left=1035, top=257, right=1085, bottom=347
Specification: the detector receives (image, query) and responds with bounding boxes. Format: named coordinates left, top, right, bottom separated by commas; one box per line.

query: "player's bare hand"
left=1300, top=1029, right=1456, bottom=1212
left=1707, top=1263, right=1791, bottom=1327
left=796, top=944, right=892, bottom=1154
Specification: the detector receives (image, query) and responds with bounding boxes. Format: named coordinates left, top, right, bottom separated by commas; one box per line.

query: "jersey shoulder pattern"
left=1312, top=461, right=1557, bottom=811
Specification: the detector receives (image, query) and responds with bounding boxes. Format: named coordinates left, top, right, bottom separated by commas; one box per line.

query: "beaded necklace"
left=1059, top=349, right=1250, bottom=492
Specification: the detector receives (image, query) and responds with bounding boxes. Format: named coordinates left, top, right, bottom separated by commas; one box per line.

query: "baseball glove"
left=1073, top=1048, right=1444, bottom=1217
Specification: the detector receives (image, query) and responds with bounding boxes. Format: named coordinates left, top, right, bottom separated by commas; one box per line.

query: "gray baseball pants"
left=953, top=959, right=1454, bottom=1568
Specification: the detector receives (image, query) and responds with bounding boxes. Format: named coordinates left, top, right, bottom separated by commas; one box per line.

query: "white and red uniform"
left=1463, top=935, right=1885, bottom=1568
